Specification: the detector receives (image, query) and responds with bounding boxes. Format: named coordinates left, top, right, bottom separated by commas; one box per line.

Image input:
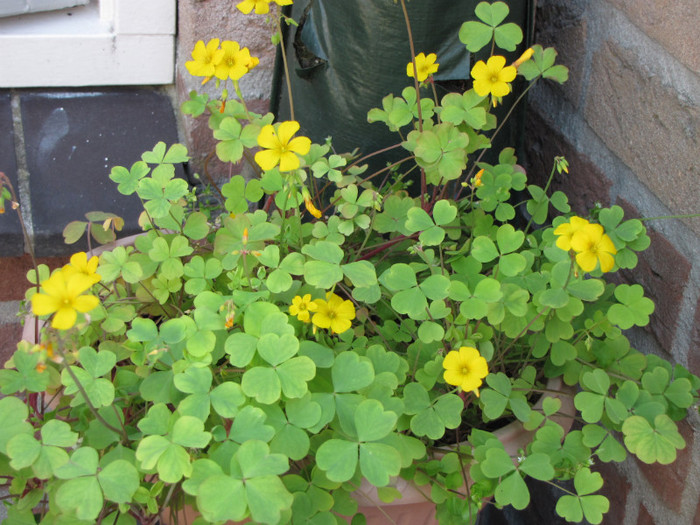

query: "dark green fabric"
left=276, top=0, right=534, bottom=167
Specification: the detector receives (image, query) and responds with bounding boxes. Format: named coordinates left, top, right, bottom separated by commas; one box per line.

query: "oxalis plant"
left=1, top=1, right=698, bottom=524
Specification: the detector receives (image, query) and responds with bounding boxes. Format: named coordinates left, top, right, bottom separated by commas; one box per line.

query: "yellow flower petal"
left=490, top=82, right=512, bottom=98
left=277, top=121, right=301, bottom=144
left=255, top=149, right=281, bottom=172
left=52, top=307, right=78, bottom=330
left=31, top=293, right=60, bottom=316
left=443, top=369, right=464, bottom=386
left=330, top=317, right=352, bottom=334
left=598, top=252, right=616, bottom=273
left=278, top=151, right=301, bottom=172
left=575, top=251, right=598, bottom=272
left=487, top=55, right=507, bottom=71
left=256, top=124, right=278, bottom=149
left=499, top=65, right=517, bottom=83
left=470, top=60, right=489, bottom=78
left=287, top=136, right=312, bottom=156
left=236, top=0, right=255, bottom=14
left=442, top=350, right=462, bottom=370
left=73, top=294, right=99, bottom=313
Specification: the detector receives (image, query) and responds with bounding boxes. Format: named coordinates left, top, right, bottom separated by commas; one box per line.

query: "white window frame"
left=0, top=0, right=175, bottom=87
left=0, top=1, right=90, bottom=19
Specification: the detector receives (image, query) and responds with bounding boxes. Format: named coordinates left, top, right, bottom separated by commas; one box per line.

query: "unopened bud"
left=513, top=47, right=534, bottom=67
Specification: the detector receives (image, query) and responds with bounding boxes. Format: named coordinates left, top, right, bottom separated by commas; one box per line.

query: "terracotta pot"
left=20, top=236, right=576, bottom=525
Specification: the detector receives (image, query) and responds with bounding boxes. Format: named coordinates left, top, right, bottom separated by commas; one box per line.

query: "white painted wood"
left=114, top=0, right=174, bottom=35
left=0, top=0, right=175, bottom=87
left=0, top=0, right=29, bottom=18
left=0, top=0, right=89, bottom=18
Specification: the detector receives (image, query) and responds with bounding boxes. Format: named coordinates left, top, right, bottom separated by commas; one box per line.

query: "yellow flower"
left=553, top=216, right=591, bottom=251
left=214, top=41, right=257, bottom=81
left=247, top=56, right=260, bottom=72
left=304, top=197, right=322, bottom=219
left=442, top=346, right=489, bottom=396
left=63, top=252, right=101, bottom=285
left=513, top=47, right=534, bottom=68
left=255, top=121, right=311, bottom=172
left=236, top=0, right=272, bottom=14
left=31, top=269, right=100, bottom=330
left=570, top=224, right=617, bottom=273
left=472, top=168, right=485, bottom=188
left=406, top=52, right=439, bottom=82
left=471, top=56, right=517, bottom=100
left=185, top=39, right=223, bottom=83
left=289, top=294, right=318, bottom=323
left=236, top=0, right=292, bottom=15
left=312, top=292, right=356, bottom=334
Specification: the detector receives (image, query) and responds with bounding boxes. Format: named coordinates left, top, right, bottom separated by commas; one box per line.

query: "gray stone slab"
left=0, top=91, right=24, bottom=256
left=20, top=89, right=184, bottom=256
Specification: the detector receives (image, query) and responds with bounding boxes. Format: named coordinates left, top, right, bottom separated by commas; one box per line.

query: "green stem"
left=342, top=142, right=404, bottom=173
left=232, top=79, right=250, bottom=116
left=455, top=80, right=538, bottom=201
left=277, top=12, right=295, bottom=121
left=55, top=345, right=129, bottom=442
left=398, top=0, right=428, bottom=208
left=524, top=160, right=558, bottom=234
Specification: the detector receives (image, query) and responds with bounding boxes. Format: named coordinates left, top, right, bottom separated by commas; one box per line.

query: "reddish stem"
left=358, top=234, right=415, bottom=261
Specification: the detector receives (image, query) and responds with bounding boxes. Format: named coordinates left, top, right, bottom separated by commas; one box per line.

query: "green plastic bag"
left=275, top=0, right=534, bottom=168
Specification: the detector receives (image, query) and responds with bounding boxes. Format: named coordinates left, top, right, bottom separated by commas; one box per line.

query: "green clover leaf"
left=109, top=161, right=150, bottom=196
left=607, top=284, right=655, bottom=329
left=518, top=45, right=569, bottom=83
left=555, top=468, right=609, bottom=524
left=622, top=414, right=685, bottom=464
left=404, top=384, right=463, bottom=439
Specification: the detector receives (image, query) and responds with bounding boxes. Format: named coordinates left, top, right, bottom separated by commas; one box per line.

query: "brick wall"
left=175, top=0, right=277, bottom=187
left=525, top=0, right=700, bottom=522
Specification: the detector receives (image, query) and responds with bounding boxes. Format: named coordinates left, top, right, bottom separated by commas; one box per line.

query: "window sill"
left=0, top=0, right=175, bottom=87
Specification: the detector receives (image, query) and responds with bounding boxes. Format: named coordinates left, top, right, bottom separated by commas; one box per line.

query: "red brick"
left=0, top=254, right=69, bottom=302
left=615, top=199, right=691, bottom=355
left=593, top=461, right=629, bottom=525
left=637, top=504, right=654, bottom=525
left=533, top=1, right=588, bottom=108
left=524, top=111, right=612, bottom=214
left=693, top=497, right=700, bottom=525
left=0, top=322, right=21, bottom=366
left=687, top=297, right=700, bottom=378
left=635, top=420, right=694, bottom=513
left=176, top=0, right=274, bottom=185
left=585, top=42, right=700, bottom=235
left=608, top=0, right=700, bottom=74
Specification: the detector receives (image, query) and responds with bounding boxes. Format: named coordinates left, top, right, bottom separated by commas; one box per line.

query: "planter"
left=20, top=238, right=576, bottom=525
